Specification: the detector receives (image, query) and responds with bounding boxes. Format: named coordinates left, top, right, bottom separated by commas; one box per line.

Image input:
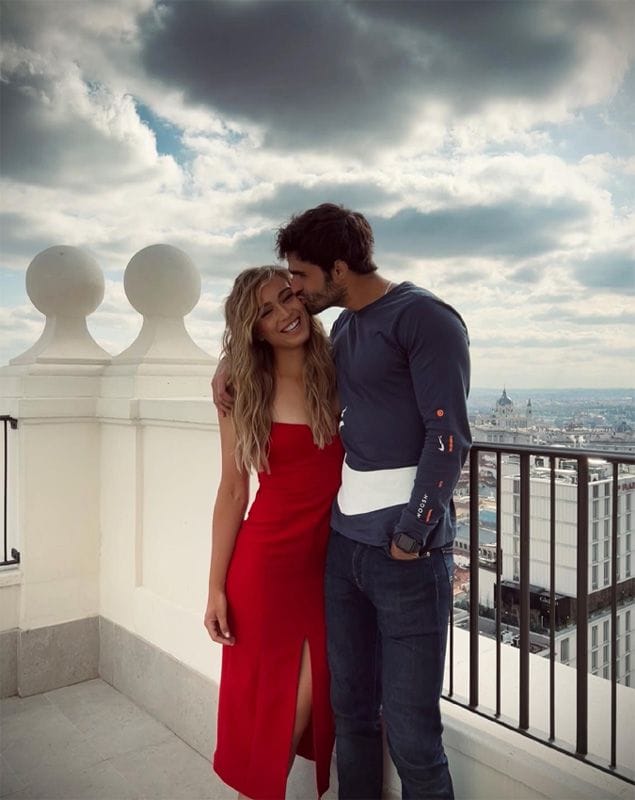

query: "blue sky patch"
left=135, top=99, right=189, bottom=162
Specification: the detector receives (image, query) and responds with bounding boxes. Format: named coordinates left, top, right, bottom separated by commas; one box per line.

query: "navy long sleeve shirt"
left=330, top=282, right=471, bottom=549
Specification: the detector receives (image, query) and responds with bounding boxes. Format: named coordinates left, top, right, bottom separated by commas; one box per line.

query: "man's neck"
left=343, top=273, right=393, bottom=312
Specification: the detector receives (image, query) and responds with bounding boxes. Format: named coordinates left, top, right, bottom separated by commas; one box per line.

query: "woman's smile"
left=280, top=316, right=302, bottom=334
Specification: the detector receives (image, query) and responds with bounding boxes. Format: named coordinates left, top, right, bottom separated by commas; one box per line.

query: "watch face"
left=395, top=533, right=418, bottom=553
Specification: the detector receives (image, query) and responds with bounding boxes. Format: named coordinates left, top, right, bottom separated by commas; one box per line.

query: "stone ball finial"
left=124, top=244, right=201, bottom=318
left=113, top=244, right=212, bottom=368
left=26, top=246, right=104, bottom=317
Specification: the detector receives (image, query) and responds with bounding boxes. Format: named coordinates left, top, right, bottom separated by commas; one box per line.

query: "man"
left=215, top=204, right=470, bottom=799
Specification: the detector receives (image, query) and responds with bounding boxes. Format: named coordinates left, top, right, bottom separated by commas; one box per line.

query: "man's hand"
left=211, top=357, right=233, bottom=417
left=204, top=589, right=235, bottom=645
left=389, top=539, right=420, bottom=561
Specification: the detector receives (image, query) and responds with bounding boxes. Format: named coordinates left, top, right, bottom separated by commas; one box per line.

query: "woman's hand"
left=204, top=589, right=236, bottom=645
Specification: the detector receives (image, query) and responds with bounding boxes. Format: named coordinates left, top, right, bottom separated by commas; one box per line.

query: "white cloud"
left=0, top=303, right=45, bottom=365
left=1, top=0, right=634, bottom=388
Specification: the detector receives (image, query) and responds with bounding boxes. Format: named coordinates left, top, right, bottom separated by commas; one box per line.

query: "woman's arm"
left=204, top=411, right=249, bottom=645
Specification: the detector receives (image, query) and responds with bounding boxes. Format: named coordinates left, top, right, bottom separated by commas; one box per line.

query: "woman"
left=204, top=266, right=343, bottom=799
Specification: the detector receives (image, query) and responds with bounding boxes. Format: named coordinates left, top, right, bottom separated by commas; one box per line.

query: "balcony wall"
left=0, top=245, right=631, bottom=799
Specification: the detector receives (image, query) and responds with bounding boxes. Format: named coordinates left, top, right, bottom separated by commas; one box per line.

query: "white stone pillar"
left=0, top=246, right=111, bottom=694
left=98, top=244, right=220, bottom=680
left=0, top=242, right=223, bottom=698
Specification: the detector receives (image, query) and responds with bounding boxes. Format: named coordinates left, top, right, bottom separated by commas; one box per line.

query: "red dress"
left=213, top=423, right=343, bottom=799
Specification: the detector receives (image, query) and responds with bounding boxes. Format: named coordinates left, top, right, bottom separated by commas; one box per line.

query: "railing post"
left=576, top=457, right=589, bottom=757
left=1, top=414, right=19, bottom=567
left=495, top=450, right=502, bottom=718
left=469, top=446, right=480, bottom=710
left=448, top=560, right=454, bottom=698
left=519, top=452, right=530, bottom=731
left=549, top=456, right=556, bottom=741
left=610, top=463, right=619, bottom=769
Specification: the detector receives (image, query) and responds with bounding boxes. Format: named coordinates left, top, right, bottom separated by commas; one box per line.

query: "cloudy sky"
left=1, top=0, right=634, bottom=389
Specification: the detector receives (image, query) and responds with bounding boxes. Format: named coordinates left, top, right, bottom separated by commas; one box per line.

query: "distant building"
left=472, top=388, right=535, bottom=445
left=499, top=457, right=634, bottom=685
left=496, top=387, right=514, bottom=420
left=545, top=427, right=635, bottom=455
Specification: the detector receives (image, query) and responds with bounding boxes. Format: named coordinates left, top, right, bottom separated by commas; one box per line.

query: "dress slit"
left=290, top=638, right=313, bottom=765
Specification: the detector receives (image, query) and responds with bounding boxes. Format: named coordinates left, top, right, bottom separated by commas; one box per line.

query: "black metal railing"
left=1, top=415, right=19, bottom=568
left=444, top=441, right=635, bottom=785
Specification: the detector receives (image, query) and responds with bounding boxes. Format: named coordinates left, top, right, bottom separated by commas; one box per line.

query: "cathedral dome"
left=497, top=388, right=513, bottom=408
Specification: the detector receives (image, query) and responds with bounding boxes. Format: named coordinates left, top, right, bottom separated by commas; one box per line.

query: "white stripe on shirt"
left=337, top=460, right=417, bottom=516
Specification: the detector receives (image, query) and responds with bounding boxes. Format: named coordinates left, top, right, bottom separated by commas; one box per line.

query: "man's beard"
left=303, top=280, right=347, bottom=315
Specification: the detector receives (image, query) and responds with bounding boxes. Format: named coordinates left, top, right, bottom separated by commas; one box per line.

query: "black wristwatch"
left=392, top=532, right=429, bottom=558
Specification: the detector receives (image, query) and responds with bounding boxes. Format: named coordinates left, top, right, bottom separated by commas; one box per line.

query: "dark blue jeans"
left=325, top=531, right=454, bottom=800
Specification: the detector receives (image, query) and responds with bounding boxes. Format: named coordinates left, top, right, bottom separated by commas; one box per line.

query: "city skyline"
left=1, top=0, right=634, bottom=388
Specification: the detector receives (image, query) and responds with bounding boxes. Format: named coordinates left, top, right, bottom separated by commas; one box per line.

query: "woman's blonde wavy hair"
left=222, top=266, right=338, bottom=473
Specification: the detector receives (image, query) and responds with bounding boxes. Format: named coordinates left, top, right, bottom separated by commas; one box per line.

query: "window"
left=627, top=553, right=632, bottom=578
left=561, top=639, right=570, bottom=663
left=513, top=537, right=519, bottom=556
left=616, top=617, right=621, bottom=636
left=592, top=522, right=599, bottom=542
left=592, top=543, right=599, bottom=563
left=592, top=650, right=598, bottom=670
left=592, top=625, right=598, bottom=648
left=603, top=620, right=610, bottom=641
left=604, top=518, right=611, bottom=537
left=593, top=500, right=600, bottom=520
left=603, top=561, right=610, bottom=586
left=603, top=665, right=609, bottom=679
left=627, top=493, right=632, bottom=511
left=513, top=516, right=520, bottom=535
left=604, top=540, right=610, bottom=559
left=593, top=485, right=599, bottom=499
left=513, top=558, right=520, bottom=582
left=626, top=533, right=631, bottom=554
left=592, top=565, right=598, bottom=590
left=605, top=483, right=611, bottom=496
left=513, top=496, right=520, bottom=514
left=603, top=644, right=610, bottom=664
left=605, top=498, right=611, bottom=516
left=626, top=610, right=631, bottom=632
left=627, top=634, right=631, bottom=654
left=513, top=478, right=520, bottom=494
left=626, top=654, right=631, bottom=676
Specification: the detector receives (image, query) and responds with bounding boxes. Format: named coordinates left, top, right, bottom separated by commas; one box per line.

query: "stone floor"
left=0, top=678, right=328, bottom=800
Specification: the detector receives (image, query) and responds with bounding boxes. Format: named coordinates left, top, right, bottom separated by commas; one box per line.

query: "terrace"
left=1, top=245, right=633, bottom=799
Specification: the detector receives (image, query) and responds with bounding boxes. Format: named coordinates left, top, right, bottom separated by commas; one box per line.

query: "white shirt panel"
left=337, top=460, right=417, bottom=516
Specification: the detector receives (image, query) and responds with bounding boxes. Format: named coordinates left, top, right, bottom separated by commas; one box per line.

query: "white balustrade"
left=0, top=244, right=221, bottom=681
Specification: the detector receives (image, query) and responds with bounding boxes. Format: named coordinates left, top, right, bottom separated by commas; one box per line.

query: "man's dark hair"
left=276, top=203, right=377, bottom=275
